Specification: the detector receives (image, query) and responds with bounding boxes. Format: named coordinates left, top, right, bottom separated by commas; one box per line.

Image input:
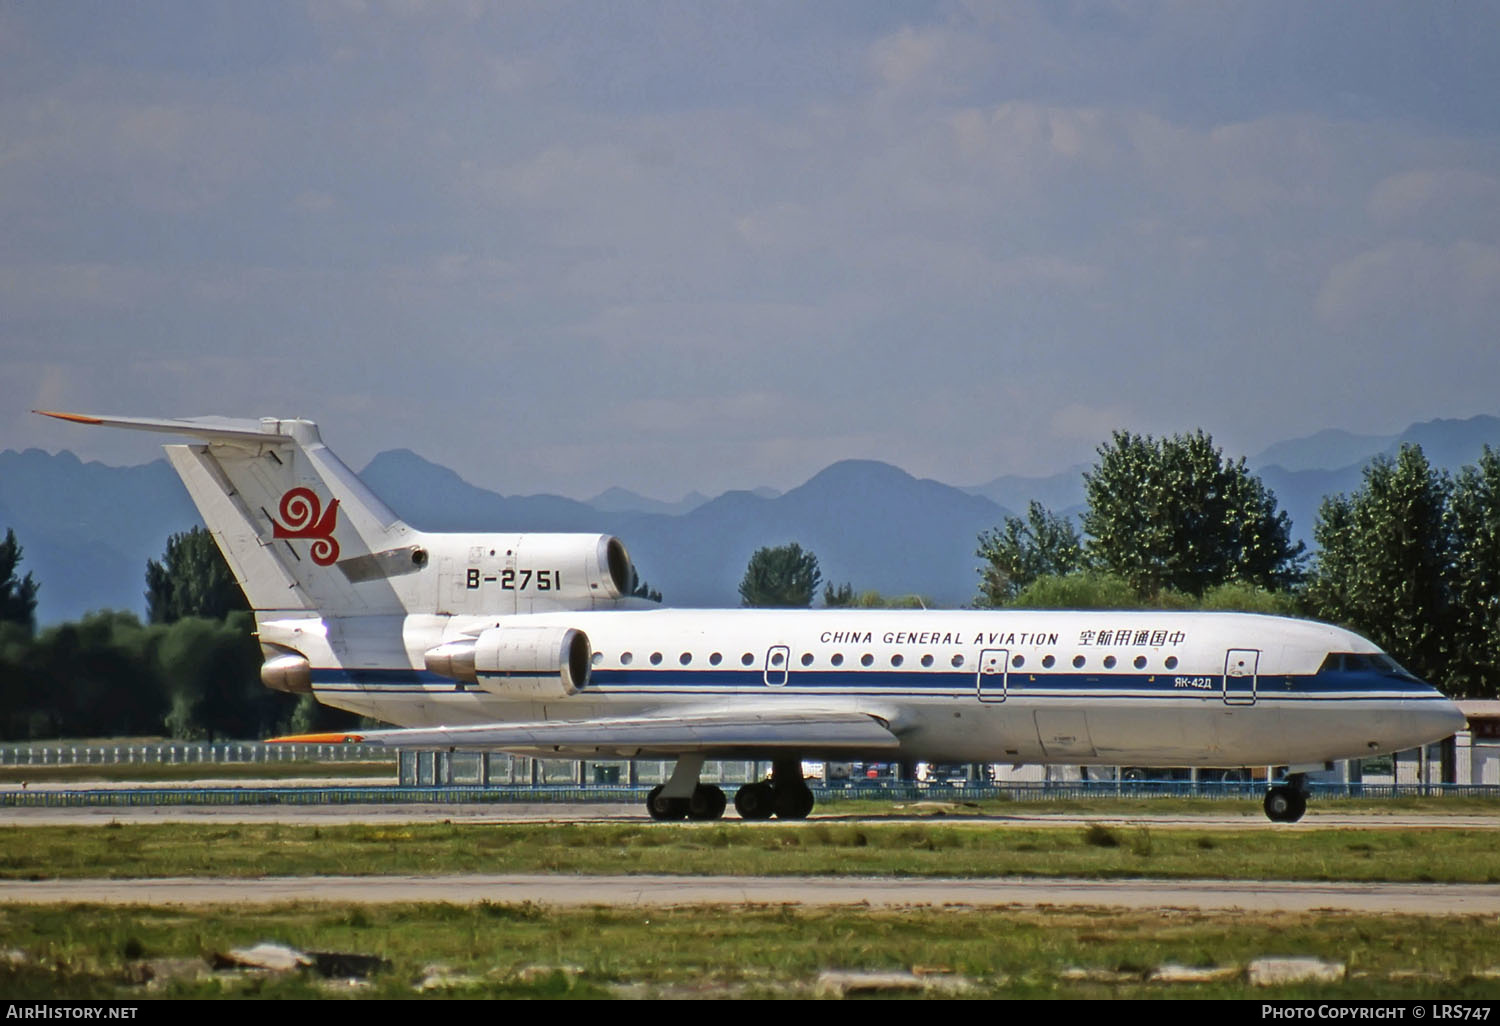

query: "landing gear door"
left=764, top=645, right=790, bottom=687
left=977, top=648, right=1009, bottom=703
left=1223, top=648, right=1259, bottom=706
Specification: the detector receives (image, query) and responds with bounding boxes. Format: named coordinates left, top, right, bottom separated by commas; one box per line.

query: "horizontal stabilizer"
left=270, top=709, right=900, bottom=759
left=34, top=410, right=301, bottom=445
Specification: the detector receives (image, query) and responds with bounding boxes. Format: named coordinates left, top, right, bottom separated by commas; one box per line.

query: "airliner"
left=39, top=411, right=1466, bottom=823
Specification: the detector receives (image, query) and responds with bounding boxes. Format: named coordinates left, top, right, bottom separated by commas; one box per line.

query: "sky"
left=5, top=1, right=1499, bottom=501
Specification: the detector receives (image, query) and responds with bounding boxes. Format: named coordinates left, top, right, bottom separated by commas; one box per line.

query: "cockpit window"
left=1317, top=652, right=1419, bottom=679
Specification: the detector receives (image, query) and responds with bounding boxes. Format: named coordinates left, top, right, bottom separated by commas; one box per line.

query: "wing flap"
left=271, top=709, right=899, bottom=759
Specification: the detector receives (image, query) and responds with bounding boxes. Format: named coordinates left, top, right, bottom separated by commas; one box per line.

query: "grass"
left=824, top=793, right=1500, bottom=818
left=1, top=902, right=1497, bottom=999
left=2, top=820, right=1499, bottom=882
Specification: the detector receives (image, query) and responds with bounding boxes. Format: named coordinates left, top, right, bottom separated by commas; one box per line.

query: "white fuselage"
left=268, top=607, right=1464, bottom=768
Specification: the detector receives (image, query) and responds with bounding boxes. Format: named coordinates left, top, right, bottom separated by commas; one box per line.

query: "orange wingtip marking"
left=267, top=732, right=366, bottom=744
left=33, top=410, right=103, bottom=425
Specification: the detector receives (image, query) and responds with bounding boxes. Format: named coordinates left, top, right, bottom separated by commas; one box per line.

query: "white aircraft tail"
left=37, top=412, right=423, bottom=614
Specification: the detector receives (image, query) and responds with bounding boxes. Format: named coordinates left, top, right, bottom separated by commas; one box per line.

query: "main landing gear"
left=1263, top=773, right=1308, bottom=823
left=647, top=782, right=727, bottom=821
left=733, top=760, right=815, bottom=821
left=641, top=757, right=815, bottom=822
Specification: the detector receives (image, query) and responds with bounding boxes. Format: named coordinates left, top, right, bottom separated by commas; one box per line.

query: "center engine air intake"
left=425, top=626, right=591, bottom=700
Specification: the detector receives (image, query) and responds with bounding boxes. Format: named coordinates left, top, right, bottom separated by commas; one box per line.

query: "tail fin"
left=36, top=412, right=423, bottom=614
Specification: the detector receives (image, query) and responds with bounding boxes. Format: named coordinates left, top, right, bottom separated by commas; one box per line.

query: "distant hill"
left=0, top=449, right=198, bottom=625
left=586, top=486, right=711, bottom=516
left=3, top=413, right=1495, bottom=623
left=1249, top=428, right=1400, bottom=473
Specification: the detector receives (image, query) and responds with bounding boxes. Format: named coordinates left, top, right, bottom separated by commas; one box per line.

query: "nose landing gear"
left=1263, top=774, right=1308, bottom=823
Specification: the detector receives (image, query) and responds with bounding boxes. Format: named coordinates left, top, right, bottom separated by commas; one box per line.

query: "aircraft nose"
left=1401, top=690, right=1467, bottom=747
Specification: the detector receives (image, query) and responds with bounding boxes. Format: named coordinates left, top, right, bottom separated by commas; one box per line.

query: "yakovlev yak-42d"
left=40, top=411, right=1466, bottom=823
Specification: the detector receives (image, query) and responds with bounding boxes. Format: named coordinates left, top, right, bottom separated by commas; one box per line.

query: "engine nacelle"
left=425, top=626, right=591, bottom=700
left=260, top=646, right=312, bottom=694
left=508, top=534, right=633, bottom=601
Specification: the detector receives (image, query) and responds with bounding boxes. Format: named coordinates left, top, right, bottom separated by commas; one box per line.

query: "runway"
left=2, top=872, right=1497, bottom=914
left=4, top=799, right=1497, bottom=830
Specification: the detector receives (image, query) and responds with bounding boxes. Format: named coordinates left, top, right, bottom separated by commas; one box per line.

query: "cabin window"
left=770, top=651, right=785, bottom=667
left=650, top=652, right=663, bottom=665
left=1133, top=655, right=1147, bottom=669
left=709, top=653, right=723, bottom=666
left=1072, top=655, right=1085, bottom=668
left=741, top=653, right=754, bottom=666
left=592, top=652, right=603, bottom=666
left=831, top=653, right=844, bottom=667
left=1103, top=655, right=1117, bottom=669
left=621, top=652, right=634, bottom=665
left=921, top=654, right=934, bottom=667
left=801, top=653, right=814, bottom=667
left=1011, top=655, right=1025, bottom=668
left=951, top=654, right=965, bottom=668
left=1042, top=655, right=1056, bottom=669
left=860, top=654, right=874, bottom=667
left=679, top=652, right=692, bottom=666
left=891, top=654, right=904, bottom=667
left=1165, top=656, right=1178, bottom=670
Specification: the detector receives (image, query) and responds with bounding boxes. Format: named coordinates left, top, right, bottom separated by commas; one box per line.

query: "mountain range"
left=2, top=414, right=1496, bottom=625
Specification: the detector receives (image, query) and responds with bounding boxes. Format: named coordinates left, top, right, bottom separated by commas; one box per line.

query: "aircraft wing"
left=271, top=709, right=900, bottom=759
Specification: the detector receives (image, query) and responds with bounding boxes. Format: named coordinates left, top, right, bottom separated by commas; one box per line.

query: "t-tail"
left=36, top=411, right=421, bottom=615
left=35, top=411, right=637, bottom=623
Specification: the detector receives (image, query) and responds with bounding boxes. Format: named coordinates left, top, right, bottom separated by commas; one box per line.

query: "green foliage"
left=1082, top=430, right=1304, bottom=597
left=1304, top=446, right=1453, bottom=687
left=1007, top=572, right=1147, bottom=610
left=145, top=527, right=248, bottom=623
left=1197, top=582, right=1300, bottom=615
left=823, top=582, right=856, bottom=607
left=158, top=612, right=281, bottom=741
left=825, top=584, right=929, bottom=608
left=739, top=543, right=822, bottom=608
left=1446, top=446, right=1500, bottom=696
left=0, top=608, right=315, bottom=741
left=0, top=528, right=39, bottom=634
left=975, top=501, right=1083, bottom=606
left=1, top=611, right=169, bottom=740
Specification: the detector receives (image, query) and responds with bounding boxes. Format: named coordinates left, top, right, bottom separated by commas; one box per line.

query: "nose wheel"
left=1263, top=784, right=1307, bottom=823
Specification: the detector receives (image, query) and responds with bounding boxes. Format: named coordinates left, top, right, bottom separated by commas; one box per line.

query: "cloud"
left=1316, top=240, right=1500, bottom=332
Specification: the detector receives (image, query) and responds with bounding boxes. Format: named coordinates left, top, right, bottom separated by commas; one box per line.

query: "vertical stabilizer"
left=36, top=412, right=425, bottom=614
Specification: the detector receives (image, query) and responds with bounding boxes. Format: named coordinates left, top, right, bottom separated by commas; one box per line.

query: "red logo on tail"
left=272, top=487, right=340, bottom=566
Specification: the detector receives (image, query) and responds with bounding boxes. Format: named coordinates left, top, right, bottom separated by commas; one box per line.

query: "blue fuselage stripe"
left=308, top=667, right=1441, bottom=700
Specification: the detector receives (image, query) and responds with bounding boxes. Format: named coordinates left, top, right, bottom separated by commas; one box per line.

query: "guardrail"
left=3, top=780, right=1496, bottom=808
left=0, top=742, right=392, bottom=765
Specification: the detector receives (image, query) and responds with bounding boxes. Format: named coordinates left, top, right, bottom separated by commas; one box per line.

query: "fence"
left=0, top=741, right=392, bottom=765
left=3, top=779, right=1496, bottom=809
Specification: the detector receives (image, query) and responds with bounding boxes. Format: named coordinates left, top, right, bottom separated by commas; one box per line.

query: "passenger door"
left=1223, top=648, right=1259, bottom=706
left=976, top=648, right=1009, bottom=703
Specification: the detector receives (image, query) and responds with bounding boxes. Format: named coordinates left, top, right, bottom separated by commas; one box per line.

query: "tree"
left=1008, top=572, right=1150, bottom=610
left=145, top=527, right=248, bottom=623
left=1082, top=430, right=1304, bottom=597
left=0, top=528, right=39, bottom=633
left=739, top=543, right=821, bottom=608
left=1443, top=446, right=1500, bottom=696
left=823, top=582, right=856, bottom=607
left=975, top=501, right=1083, bottom=606
left=1304, top=445, right=1452, bottom=686
left=628, top=566, right=663, bottom=604
left=824, top=584, right=929, bottom=608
